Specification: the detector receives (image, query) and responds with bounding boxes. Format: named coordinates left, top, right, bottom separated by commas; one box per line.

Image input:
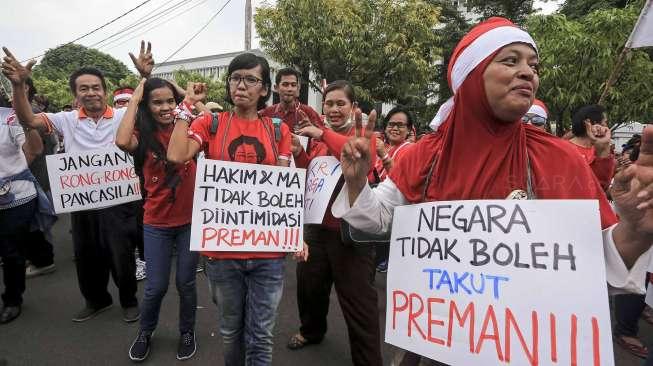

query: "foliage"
left=172, top=69, right=228, bottom=108
left=559, top=0, right=642, bottom=20
left=466, top=0, right=537, bottom=24
left=527, top=6, right=653, bottom=132
left=255, top=0, right=441, bottom=121
left=33, top=44, right=131, bottom=85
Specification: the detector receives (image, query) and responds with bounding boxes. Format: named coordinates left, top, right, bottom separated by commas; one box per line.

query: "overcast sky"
left=0, top=0, right=563, bottom=73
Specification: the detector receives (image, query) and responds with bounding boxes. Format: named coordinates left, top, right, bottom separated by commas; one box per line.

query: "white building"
left=151, top=49, right=324, bottom=111
left=613, top=122, right=646, bottom=153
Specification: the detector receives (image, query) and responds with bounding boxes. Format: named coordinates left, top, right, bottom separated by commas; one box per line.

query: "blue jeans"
left=139, top=224, right=198, bottom=333
left=205, top=257, right=285, bottom=366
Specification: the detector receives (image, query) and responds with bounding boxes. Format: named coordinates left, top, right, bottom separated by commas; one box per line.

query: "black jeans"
left=614, top=293, right=646, bottom=337
left=71, top=202, right=138, bottom=309
left=0, top=199, right=36, bottom=307
left=23, top=230, right=54, bottom=267
left=297, top=225, right=382, bottom=366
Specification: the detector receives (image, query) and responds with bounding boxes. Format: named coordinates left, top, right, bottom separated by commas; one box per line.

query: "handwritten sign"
left=385, top=200, right=613, bottom=366
left=304, top=156, right=342, bottom=224
left=191, top=159, right=306, bottom=252
left=46, top=146, right=141, bottom=213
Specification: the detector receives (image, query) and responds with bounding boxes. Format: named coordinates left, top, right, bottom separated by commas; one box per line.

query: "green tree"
left=31, top=76, right=74, bottom=111
left=172, top=69, right=228, bottom=109
left=255, top=0, right=441, bottom=117
left=466, top=0, right=537, bottom=24
left=559, top=0, right=640, bottom=20
left=33, top=44, right=131, bottom=85
left=527, top=6, right=653, bottom=133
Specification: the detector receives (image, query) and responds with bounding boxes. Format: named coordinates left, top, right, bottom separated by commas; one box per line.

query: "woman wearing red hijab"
left=334, top=17, right=653, bottom=304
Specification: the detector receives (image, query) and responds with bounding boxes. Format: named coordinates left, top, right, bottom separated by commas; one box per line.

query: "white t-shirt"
left=0, top=107, right=36, bottom=209
left=42, top=106, right=126, bottom=152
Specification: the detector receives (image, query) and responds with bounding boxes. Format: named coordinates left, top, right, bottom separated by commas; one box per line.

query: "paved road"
left=0, top=214, right=649, bottom=365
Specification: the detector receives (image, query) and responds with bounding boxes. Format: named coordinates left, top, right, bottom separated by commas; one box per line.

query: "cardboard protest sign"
left=386, top=200, right=613, bottom=366
left=46, top=146, right=141, bottom=213
left=304, top=156, right=342, bottom=224
left=191, top=159, right=306, bottom=252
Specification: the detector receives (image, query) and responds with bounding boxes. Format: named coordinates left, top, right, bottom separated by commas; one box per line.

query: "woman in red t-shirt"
left=286, top=80, right=383, bottom=366
left=115, top=77, right=199, bottom=362
left=167, top=53, right=304, bottom=365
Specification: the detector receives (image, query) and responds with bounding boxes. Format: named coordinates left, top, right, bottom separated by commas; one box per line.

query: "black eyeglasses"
left=228, top=75, right=263, bottom=87
left=521, top=115, right=547, bottom=126
left=386, top=121, right=408, bottom=129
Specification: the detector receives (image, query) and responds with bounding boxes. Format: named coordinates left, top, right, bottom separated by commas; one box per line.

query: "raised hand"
left=129, top=41, right=154, bottom=78
left=290, top=134, right=304, bottom=157
left=295, top=109, right=313, bottom=131
left=1, top=47, right=35, bottom=85
left=341, top=108, right=377, bottom=196
left=612, top=126, right=653, bottom=234
left=586, top=122, right=611, bottom=156
left=184, top=82, right=207, bottom=104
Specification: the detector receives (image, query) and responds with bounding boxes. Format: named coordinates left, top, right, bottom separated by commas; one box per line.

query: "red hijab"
left=389, top=19, right=617, bottom=229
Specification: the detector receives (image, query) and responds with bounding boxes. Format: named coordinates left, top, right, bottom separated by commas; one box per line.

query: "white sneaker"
left=26, top=263, right=56, bottom=278
left=135, top=259, right=147, bottom=281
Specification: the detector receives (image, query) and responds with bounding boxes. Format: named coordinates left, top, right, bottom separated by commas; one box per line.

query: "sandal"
left=615, top=335, right=648, bottom=359
left=642, top=306, right=653, bottom=326
left=287, top=333, right=313, bottom=350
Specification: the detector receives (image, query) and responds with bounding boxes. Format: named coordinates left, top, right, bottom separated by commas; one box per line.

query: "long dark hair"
left=133, top=78, right=183, bottom=201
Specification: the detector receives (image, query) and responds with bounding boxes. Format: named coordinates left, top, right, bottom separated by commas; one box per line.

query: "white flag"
left=627, top=0, right=653, bottom=48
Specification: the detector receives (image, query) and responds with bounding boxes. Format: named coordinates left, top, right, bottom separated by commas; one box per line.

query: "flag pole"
left=597, top=46, right=631, bottom=105
left=597, top=0, right=651, bottom=105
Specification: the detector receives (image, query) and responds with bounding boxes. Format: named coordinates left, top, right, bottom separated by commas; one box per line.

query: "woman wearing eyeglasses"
left=167, top=53, right=295, bottom=365
left=522, top=98, right=548, bottom=131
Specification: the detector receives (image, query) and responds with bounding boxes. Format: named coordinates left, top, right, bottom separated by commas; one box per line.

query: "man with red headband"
left=113, top=86, right=134, bottom=109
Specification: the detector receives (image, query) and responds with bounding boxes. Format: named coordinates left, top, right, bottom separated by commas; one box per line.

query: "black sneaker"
left=129, top=330, right=152, bottom=362
left=72, top=304, right=112, bottom=322
left=177, top=331, right=196, bottom=360
left=123, top=306, right=140, bottom=323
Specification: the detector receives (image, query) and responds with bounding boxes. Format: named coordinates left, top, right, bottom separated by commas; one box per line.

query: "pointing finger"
left=636, top=126, right=653, bottom=167
left=2, top=47, right=16, bottom=61
left=140, top=40, right=145, bottom=55
left=146, top=41, right=152, bottom=54
left=365, top=110, right=377, bottom=139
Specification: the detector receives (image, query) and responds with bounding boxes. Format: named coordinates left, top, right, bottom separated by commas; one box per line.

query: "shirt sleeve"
left=187, top=113, right=213, bottom=150
left=604, top=223, right=652, bottom=295
left=11, top=125, right=26, bottom=147
left=331, top=177, right=408, bottom=235
left=277, top=123, right=292, bottom=161
left=41, top=112, right=66, bottom=135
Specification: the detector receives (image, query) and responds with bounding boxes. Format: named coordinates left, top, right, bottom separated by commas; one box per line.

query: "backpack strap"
left=209, top=112, right=220, bottom=135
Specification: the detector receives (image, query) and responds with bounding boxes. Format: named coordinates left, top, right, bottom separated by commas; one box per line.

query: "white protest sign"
left=46, top=146, right=141, bottom=213
left=304, top=156, right=342, bottom=224
left=385, top=200, right=613, bottom=366
left=191, top=159, right=306, bottom=252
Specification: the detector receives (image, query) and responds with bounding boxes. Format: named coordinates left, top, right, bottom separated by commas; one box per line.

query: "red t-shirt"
left=140, top=125, right=196, bottom=227
left=188, top=112, right=292, bottom=260
left=571, top=144, right=615, bottom=191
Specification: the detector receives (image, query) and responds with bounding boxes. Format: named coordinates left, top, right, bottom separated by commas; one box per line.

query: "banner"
left=304, top=156, right=342, bottom=224
left=627, top=0, right=653, bottom=48
left=191, top=159, right=306, bottom=252
left=385, top=200, right=613, bottom=366
left=46, top=146, right=141, bottom=213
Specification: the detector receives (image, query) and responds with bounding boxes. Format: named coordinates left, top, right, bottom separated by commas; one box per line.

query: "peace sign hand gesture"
left=1, top=47, right=35, bottom=85
left=341, top=108, right=377, bottom=204
left=129, top=41, right=154, bottom=78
